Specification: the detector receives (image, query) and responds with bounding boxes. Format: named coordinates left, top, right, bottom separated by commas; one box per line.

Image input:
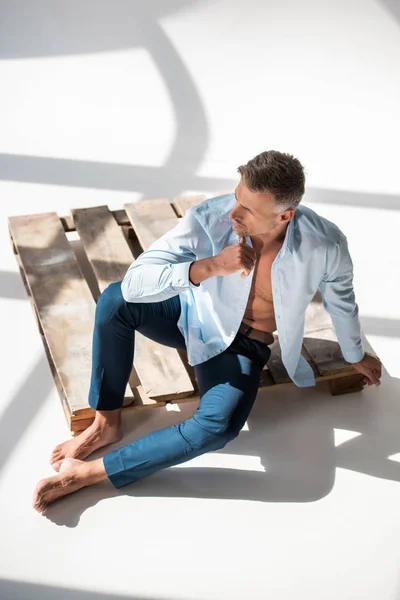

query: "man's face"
left=229, top=178, right=290, bottom=238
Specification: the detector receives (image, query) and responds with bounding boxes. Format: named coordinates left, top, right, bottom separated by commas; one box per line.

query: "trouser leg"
left=88, top=281, right=185, bottom=411
left=103, top=334, right=271, bottom=489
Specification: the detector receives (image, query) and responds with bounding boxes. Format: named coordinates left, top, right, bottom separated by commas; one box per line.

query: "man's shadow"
left=44, top=348, right=400, bottom=527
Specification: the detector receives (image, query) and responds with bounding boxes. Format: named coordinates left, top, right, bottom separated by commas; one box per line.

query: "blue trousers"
left=89, top=281, right=272, bottom=489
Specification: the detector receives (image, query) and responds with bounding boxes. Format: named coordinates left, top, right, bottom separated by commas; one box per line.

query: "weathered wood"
left=302, top=290, right=355, bottom=377
left=73, top=204, right=195, bottom=403
left=8, top=213, right=96, bottom=421
left=328, top=373, right=365, bottom=396
left=61, top=208, right=130, bottom=232
left=264, top=335, right=293, bottom=385
left=124, top=199, right=178, bottom=250
left=259, top=367, right=275, bottom=387
left=173, top=194, right=207, bottom=217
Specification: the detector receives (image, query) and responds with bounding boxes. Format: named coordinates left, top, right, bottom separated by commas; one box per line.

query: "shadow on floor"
left=0, top=577, right=169, bottom=600
left=39, top=369, right=400, bottom=528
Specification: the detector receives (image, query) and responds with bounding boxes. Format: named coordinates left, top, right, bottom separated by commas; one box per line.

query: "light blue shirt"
left=121, top=193, right=364, bottom=387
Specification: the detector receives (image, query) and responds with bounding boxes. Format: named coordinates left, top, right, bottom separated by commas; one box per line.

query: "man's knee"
left=177, top=419, right=240, bottom=454
left=95, top=281, right=125, bottom=324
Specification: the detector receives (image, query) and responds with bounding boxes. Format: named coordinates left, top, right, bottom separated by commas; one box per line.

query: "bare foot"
left=33, top=458, right=106, bottom=513
left=50, top=419, right=122, bottom=472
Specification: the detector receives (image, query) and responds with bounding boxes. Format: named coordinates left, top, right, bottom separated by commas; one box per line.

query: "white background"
left=1, top=1, right=400, bottom=599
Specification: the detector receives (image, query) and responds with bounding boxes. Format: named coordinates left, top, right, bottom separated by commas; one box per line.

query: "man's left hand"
left=351, top=351, right=382, bottom=386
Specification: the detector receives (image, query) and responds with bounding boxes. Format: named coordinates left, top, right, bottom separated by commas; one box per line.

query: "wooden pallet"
left=9, top=195, right=364, bottom=435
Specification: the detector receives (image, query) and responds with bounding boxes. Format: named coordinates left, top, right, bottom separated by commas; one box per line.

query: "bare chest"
left=242, top=248, right=281, bottom=332
left=248, top=253, right=275, bottom=302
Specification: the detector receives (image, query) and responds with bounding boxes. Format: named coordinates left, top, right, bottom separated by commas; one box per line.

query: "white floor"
left=1, top=1, right=400, bottom=599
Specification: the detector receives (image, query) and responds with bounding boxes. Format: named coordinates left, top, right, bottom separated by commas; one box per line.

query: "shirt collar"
left=279, top=214, right=295, bottom=257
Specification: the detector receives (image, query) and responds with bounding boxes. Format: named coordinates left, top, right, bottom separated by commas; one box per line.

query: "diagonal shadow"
left=0, top=270, right=30, bottom=300
left=0, top=354, right=56, bottom=473
left=0, top=155, right=236, bottom=200
left=0, top=0, right=210, bottom=200
left=378, top=0, right=400, bottom=28
left=0, top=0, right=199, bottom=59
left=2, top=154, right=400, bottom=212
left=0, top=577, right=170, bottom=600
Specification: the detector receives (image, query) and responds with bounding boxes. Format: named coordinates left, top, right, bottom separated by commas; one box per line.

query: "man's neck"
left=250, top=223, right=288, bottom=255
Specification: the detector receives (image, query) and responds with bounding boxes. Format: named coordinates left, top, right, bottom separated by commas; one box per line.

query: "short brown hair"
left=237, top=150, right=306, bottom=213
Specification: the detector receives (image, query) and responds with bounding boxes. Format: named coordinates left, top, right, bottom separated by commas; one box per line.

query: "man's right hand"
left=211, top=236, right=258, bottom=278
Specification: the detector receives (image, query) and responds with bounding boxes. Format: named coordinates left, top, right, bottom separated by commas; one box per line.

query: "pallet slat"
left=8, top=213, right=96, bottom=421
left=302, top=290, right=355, bottom=377
left=73, top=204, right=195, bottom=403
left=264, top=335, right=293, bottom=385
left=124, top=199, right=180, bottom=250
left=173, top=195, right=207, bottom=217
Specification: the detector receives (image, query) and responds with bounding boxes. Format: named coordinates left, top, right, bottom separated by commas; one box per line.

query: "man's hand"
left=211, top=236, right=258, bottom=278
left=351, top=351, right=382, bottom=386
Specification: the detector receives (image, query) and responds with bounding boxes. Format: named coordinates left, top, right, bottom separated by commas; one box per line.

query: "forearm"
left=320, top=233, right=364, bottom=363
left=189, top=257, right=217, bottom=285
left=331, top=310, right=364, bottom=363
left=121, top=259, right=200, bottom=303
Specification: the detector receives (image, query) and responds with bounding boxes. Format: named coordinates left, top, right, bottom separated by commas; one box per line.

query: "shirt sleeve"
left=121, top=208, right=210, bottom=303
left=318, top=231, right=365, bottom=363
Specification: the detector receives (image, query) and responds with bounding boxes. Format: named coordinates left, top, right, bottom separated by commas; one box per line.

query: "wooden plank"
left=61, top=208, right=130, bottom=232
left=259, top=367, right=275, bottom=387
left=264, top=335, right=293, bottom=385
left=328, top=373, right=365, bottom=396
left=73, top=205, right=195, bottom=403
left=124, top=199, right=180, bottom=250
left=173, top=194, right=207, bottom=217
left=302, top=290, right=355, bottom=377
left=8, top=213, right=97, bottom=421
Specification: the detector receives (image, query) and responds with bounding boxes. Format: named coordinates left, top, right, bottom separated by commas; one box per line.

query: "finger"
left=240, top=236, right=246, bottom=245
left=240, top=265, right=252, bottom=277
left=368, top=371, right=380, bottom=386
left=241, top=247, right=257, bottom=261
left=240, top=250, right=257, bottom=267
left=240, top=259, right=254, bottom=273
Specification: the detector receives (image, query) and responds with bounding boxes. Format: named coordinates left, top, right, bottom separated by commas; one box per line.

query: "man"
left=33, top=150, right=382, bottom=513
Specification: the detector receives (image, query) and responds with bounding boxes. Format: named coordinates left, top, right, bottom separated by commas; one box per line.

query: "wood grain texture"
left=124, top=199, right=179, bottom=250
left=264, top=335, right=293, bottom=385
left=302, top=290, right=355, bottom=377
left=8, top=212, right=96, bottom=418
left=328, top=373, right=365, bottom=396
left=61, top=208, right=130, bottom=232
left=173, top=195, right=207, bottom=217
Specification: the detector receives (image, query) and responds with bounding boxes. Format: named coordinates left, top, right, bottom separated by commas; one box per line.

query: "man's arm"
left=318, top=231, right=365, bottom=363
left=121, top=208, right=213, bottom=303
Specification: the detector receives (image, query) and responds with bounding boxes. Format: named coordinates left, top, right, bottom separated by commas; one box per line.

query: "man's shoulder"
left=296, top=204, right=342, bottom=246
left=190, top=193, right=235, bottom=226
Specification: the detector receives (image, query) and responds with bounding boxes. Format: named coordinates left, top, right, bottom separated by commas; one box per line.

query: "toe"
left=51, top=444, right=62, bottom=456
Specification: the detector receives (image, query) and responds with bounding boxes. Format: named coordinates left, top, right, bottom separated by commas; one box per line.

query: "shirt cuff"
left=342, top=348, right=365, bottom=363
left=171, top=261, right=200, bottom=289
